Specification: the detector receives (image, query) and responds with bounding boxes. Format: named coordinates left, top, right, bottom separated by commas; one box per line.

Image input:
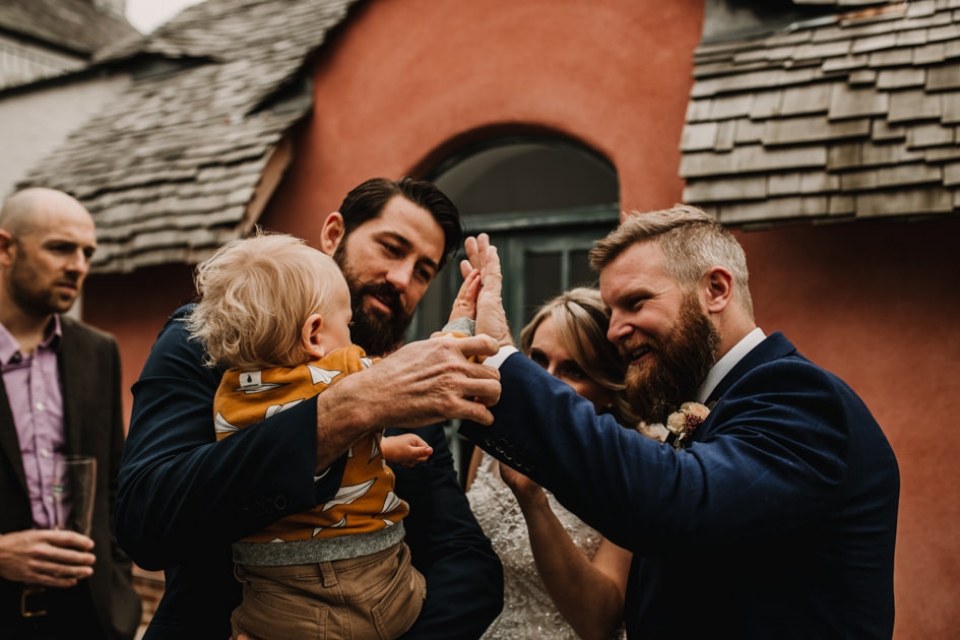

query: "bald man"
left=0, top=188, right=140, bottom=640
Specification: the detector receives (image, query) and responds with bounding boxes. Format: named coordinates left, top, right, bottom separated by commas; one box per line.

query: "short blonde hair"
left=589, top=204, right=754, bottom=318
left=186, top=232, right=347, bottom=369
left=520, top=287, right=638, bottom=427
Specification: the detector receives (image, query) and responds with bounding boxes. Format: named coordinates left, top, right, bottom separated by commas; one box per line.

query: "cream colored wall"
left=0, top=72, right=131, bottom=198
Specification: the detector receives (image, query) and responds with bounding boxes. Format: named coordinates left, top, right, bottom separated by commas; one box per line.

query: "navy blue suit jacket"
left=115, top=307, right=502, bottom=639
left=463, top=332, right=898, bottom=639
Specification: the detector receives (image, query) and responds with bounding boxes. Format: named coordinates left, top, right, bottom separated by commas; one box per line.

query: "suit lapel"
left=695, top=333, right=799, bottom=443
left=705, top=332, right=796, bottom=407
left=59, top=317, right=87, bottom=455
left=0, top=375, right=29, bottom=495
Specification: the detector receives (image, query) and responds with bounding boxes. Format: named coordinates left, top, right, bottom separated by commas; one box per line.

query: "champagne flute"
left=52, top=454, right=96, bottom=536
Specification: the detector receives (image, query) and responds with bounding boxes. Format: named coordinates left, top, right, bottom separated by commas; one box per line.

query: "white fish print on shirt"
left=321, top=478, right=376, bottom=512
left=214, top=413, right=238, bottom=436
left=313, top=516, right=347, bottom=537
left=308, top=365, right=342, bottom=385
left=265, top=398, right=303, bottom=418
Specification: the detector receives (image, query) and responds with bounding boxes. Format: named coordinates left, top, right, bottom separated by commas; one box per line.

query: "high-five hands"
left=461, top=233, right=513, bottom=347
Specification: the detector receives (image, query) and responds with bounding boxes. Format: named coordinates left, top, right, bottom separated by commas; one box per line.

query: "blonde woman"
left=465, top=287, right=634, bottom=640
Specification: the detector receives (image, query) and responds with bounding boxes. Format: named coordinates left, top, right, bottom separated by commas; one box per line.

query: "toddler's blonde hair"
left=186, top=232, right=347, bottom=369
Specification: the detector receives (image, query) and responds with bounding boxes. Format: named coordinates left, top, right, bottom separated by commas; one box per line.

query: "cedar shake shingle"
left=17, top=0, right=360, bottom=273
left=683, top=0, right=960, bottom=224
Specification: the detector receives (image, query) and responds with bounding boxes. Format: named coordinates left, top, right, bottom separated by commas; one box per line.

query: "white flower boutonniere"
left=637, top=401, right=711, bottom=450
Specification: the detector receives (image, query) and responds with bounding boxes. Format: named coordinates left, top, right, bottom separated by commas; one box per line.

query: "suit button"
left=274, top=495, right=287, bottom=511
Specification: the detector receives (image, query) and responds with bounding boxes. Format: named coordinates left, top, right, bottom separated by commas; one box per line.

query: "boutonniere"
left=637, top=401, right=711, bottom=450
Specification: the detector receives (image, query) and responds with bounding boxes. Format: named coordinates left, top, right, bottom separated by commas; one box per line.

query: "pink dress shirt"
left=0, top=317, right=66, bottom=529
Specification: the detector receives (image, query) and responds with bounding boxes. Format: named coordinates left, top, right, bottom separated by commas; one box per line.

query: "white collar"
left=695, top=327, right=766, bottom=404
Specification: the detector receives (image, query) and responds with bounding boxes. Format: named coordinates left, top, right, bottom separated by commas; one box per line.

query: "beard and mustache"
left=8, top=256, right=80, bottom=319
left=334, top=244, right=414, bottom=357
left=621, top=293, right=720, bottom=425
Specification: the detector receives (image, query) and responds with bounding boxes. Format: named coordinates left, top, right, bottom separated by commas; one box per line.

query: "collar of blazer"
left=694, top=332, right=799, bottom=445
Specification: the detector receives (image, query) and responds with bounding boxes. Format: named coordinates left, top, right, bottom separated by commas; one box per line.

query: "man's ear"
left=0, top=230, right=15, bottom=267
left=301, top=313, right=326, bottom=359
left=318, top=212, right=345, bottom=257
left=701, top=266, right=734, bottom=314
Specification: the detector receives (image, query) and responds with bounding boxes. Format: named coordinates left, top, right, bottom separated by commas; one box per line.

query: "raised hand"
left=462, top=233, right=512, bottom=347
left=447, top=267, right=480, bottom=324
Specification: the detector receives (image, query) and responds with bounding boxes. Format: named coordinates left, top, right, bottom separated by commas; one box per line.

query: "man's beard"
left=8, top=260, right=77, bottom=318
left=335, top=245, right=414, bottom=357
left=622, top=293, right=719, bottom=424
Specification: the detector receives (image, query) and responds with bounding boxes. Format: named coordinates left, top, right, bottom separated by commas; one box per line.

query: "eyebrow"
left=379, top=230, right=440, bottom=273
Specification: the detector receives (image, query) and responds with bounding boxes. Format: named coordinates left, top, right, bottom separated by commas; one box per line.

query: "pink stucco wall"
left=262, top=0, right=698, bottom=236
left=84, top=1, right=958, bottom=636
left=740, top=217, right=960, bottom=638
left=84, top=264, right=196, bottom=422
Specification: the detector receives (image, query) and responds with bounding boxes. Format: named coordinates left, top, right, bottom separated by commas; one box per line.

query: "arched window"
left=409, top=136, right=620, bottom=341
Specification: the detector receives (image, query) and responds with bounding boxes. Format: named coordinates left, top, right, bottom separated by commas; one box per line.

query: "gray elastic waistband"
left=232, top=522, right=405, bottom=566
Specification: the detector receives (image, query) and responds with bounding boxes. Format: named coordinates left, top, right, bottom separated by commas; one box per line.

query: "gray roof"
left=682, top=0, right=960, bottom=226
left=18, top=0, right=358, bottom=273
left=0, top=0, right=137, bottom=57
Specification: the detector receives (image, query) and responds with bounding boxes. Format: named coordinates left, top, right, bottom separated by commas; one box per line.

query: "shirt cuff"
left=441, top=317, right=476, bottom=336
left=482, top=345, right=518, bottom=370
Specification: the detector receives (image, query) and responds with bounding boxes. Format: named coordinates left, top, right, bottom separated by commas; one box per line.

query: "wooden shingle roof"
left=681, top=0, right=960, bottom=226
left=0, top=0, right=138, bottom=90
left=18, top=0, right=358, bottom=273
left=0, top=0, right=137, bottom=57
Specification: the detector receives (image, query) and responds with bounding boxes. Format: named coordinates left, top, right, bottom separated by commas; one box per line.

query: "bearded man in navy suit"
left=463, top=205, right=899, bottom=639
left=116, top=178, right=503, bottom=640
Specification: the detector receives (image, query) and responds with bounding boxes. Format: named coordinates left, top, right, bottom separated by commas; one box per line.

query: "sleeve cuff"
left=441, top=317, right=476, bottom=336
left=482, top=345, right=518, bottom=370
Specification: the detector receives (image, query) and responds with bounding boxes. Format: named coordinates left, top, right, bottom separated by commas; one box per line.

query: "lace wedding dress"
left=466, top=452, right=626, bottom=639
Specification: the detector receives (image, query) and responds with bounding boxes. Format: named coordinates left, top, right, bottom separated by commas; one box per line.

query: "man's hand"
left=0, top=529, right=95, bottom=588
left=382, top=432, right=433, bottom=467
left=314, top=335, right=501, bottom=471
left=462, top=234, right=512, bottom=347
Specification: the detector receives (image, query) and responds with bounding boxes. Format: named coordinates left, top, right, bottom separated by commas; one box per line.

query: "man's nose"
left=607, top=311, right=631, bottom=345
left=65, top=250, right=91, bottom=276
left=385, top=264, right=412, bottom=292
